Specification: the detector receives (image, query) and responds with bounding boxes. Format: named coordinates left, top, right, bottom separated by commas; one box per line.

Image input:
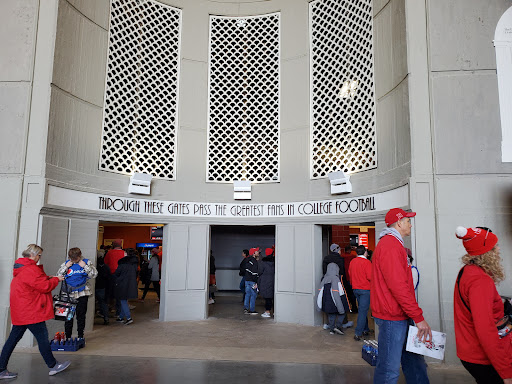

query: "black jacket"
left=95, top=262, right=111, bottom=290
left=114, top=255, right=138, bottom=300
left=258, top=256, right=275, bottom=298
left=243, top=256, right=259, bottom=282
left=322, top=252, right=345, bottom=276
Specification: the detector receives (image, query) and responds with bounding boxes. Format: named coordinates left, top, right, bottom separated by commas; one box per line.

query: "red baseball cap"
left=249, top=247, right=260, bottom=256
left=385, top=208, right=416, bottom=226
left=265, top=248, right=273, bottom=256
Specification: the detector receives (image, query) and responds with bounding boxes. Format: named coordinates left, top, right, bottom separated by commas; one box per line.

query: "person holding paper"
left=371, top=208, right=432, bottom=384
left=454, top=226, right=512, bottom=384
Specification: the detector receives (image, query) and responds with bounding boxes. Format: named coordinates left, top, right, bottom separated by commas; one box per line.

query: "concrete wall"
left=425, top=0, right=512, bottom=363
left=45, top=0, right=411, bottom=204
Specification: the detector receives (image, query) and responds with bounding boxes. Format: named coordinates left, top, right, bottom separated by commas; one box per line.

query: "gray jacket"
left=148, top=256, right=160, bottom=281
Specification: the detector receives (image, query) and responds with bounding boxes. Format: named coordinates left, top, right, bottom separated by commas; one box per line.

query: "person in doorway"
left=114, top=248, right=139, bottom=325
left=258, top=247, right=275, bottom=318
left=371, top=208, right=431, bottom=384
left=140, top=248, right=161, bottom=303
left=0, top=244, right=70, bottom=379
left=341, top=245, right=358, bottom=313
left=57, top=247, right=98, bottom=340
left=239, top=249, right=250, bottom=303
left=208, top=252, right=216, bottom=305
left=104, top=240, right=125, bottom=317
left=95, top=253, right=111, bottom=325
left=454, top=226, right=512, bottom=384
left=349, top=245, right=373, bottom=341
left=317, top=263, right=349, bottom=335
left=322, top=244, right=353, bottom=329
left=243, top=248, right=259, bottom=315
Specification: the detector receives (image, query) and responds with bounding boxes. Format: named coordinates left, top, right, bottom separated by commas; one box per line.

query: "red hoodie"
left=370, top=234, right=424, bottom=323
left=454, top=265, right=512, bottom=379
left=10, top=258, right=60, bottom=325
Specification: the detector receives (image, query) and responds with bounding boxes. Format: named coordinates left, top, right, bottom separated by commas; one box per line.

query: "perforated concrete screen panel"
left=100, top=0, right=182, bottom=180
left=309, top=0, right=377, bottom=178
left=207, top=14, right=281, bottom=183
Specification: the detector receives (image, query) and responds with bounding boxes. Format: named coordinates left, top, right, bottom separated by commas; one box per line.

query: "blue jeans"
left=354, top=289, right=370, bottom=336
left=328, top=313, right=345, bottom=331
left=244, top=281, right=258, bottom=312
left=0, top=322, right=57, bottom=371
left=119, top=299, right=131, bottom=320
left=373, top=318, right=429, bottom=384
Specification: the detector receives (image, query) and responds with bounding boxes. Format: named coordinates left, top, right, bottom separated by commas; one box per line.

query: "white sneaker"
left=208, top=299, right=215, bottom=304
left=261, top=312, right=271, bottom=318
left=323, top=324, right=329, bottom=330
left=49, top=360, right=71, bottom=376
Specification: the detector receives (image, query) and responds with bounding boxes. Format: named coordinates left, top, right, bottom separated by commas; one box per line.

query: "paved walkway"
left=5, top=292, right=472, bottom=383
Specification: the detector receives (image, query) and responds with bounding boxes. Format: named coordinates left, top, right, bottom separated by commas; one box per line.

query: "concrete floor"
left=5, top=291, right=473, bottom=383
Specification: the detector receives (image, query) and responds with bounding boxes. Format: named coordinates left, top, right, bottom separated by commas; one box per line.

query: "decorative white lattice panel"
left=207, top=14, right=280, bottom=183
left=100, top=0, right=181, bottom=179
left=310, top=0, right=376, bottom=179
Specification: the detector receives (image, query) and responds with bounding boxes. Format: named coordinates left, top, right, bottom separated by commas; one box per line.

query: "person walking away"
left=349, top=245, right=373, bottom=341
left=95, top=253, right=111, bottom=325
left=140, top=249, right=161, bottom=303
left=317, top=263, right=349, bottom=335
left=0, top=244, right=70, bottom=379
left=258, top=248, right=275, bottom=318
left=371, top=208, right=431, bottom=384
left=114, top=248, right=139, bottom=325
left=104, top=239, right=125, bottom=317
left=243, top=248, right=259, bottom=315
left=341, top=245, right=358, bottom=313
left=454, top=226, right=512, bottom=384
left=239, top=249, right=250, bottom=303
left=57, top=247, right=98, bottom=340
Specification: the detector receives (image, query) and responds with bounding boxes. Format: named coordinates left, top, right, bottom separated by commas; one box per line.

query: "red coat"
left=370, top=234, right=424, bottom=323
left=341, top=252, right=356, bottom=280
left=454, top=265, right=512, bottom=379
left=104, top=248, right=125, bottom=274
left=10, top=258, right=60, bottom=325
left=349, top=256, right=372, bottom=290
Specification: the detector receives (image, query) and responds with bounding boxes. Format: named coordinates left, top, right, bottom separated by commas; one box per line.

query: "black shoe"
left=249, top=311, right=258, bottom=315
left=362, top=329, right=374, bottom=336
left=116, top=318, right=124, bottom=322
left=333, top=328, right=344, bottom=335
left=103, top=318, right=109, bottom=325
left=354, top=335, right=362, bottom=341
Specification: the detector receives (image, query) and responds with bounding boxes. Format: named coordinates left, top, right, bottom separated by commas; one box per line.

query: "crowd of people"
left=0, top=209, right=511, bottom=382
left=237, top=247, right=276, bottom=317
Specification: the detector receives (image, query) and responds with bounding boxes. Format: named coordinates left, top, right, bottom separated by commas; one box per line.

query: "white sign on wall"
left=46, top=185, right=409, bottom=219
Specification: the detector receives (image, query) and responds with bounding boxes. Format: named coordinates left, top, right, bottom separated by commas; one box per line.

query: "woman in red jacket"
left=0, top=244, right=71, bottom=379
left=454, top=227, right=512, bottom=384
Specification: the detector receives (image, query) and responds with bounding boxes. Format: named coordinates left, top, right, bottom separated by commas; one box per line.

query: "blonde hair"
left=22, top=244, right=43, bottom=258
left=462, top=246, right=505, bottom=284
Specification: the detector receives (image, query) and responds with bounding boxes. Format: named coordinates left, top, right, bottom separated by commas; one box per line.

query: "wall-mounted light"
left=328, top=170, right=352, bottom=194
left=128, top=172, right=153, bottom=195
left=338, top=80, right=359, bottom=99
left=234, top=180, right=251, bottom=200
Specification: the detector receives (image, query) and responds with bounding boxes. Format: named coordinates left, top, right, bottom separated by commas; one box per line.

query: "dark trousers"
left=142, top=280, right=160, bottom=299
left=264, top=298, right=274, bottom=311
left=65, top=295, right=88, bottom=339
left=0, top=322, right=57, bottom=370
left=95, top=288, right=109, bottom=320
left=461, top=360, right=504, bottom=384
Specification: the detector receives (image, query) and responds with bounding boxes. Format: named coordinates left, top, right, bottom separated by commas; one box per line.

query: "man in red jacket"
left=0, top=244, right=71, bottom=379
left=349, top=245, right=373, bottom=341
left=371, top=208, right=432, bottom=384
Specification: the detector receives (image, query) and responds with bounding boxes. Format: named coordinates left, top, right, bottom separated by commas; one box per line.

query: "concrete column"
left=275, top=223, right=322, bottom=326
left=161, top=224, right=209, bottom=321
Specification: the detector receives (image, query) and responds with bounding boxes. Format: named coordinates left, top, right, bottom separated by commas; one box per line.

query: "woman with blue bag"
left=57, top=247, right=98, bottom=340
